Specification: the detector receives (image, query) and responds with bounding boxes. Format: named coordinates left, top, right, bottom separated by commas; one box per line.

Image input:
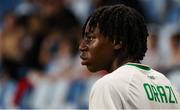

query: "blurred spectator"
left=165, top=0, right=180, bottom=23
left=168, top=33, right=180, bottom=66
left=22, top=0, right=83, bottom=108
left=0, top=30, right=2, bottom=68
left=0, top=75, right=16, bottom=108
left=0, top=0, right=21, bottom=27
left=29, top=31, right=80, bottom=109
left=66, top=0, right=91, bottom=24
left=142, top=24, right=162, bottom=70
left=141, top=0, right=169, bottom=23
left=22, top=14, right=47, bottom=71
left=91, top=0, right=147, bottom=21
left=1, top=12, right=26, bottom=81
left=166, top=32, right=180, bottom=92
left=0, top=0, right=180, bottom=109
left=158, top=24, right=180, bottom=70
left=15, top=0, right=39, bottom=17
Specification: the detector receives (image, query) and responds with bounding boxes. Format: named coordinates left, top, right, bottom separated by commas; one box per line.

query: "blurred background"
left=0, top=0, right=180, bottom=109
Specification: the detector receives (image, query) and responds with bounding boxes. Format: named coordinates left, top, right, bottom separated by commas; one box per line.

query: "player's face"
left=79, top=24, right=115, bottom=72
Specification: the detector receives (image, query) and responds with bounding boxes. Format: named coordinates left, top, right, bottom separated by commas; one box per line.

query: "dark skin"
left=79, top=23, right=139, bottom=73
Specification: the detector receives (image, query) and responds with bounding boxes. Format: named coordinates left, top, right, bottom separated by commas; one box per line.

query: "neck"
left=108, top=57, right=139, bottom=73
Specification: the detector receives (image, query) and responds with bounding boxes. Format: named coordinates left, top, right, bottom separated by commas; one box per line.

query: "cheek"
left=89, top=43, right=104, bottom=58
left=88, top=48, right=113, bottom=72
left=89, top=43, right=114, bottom=63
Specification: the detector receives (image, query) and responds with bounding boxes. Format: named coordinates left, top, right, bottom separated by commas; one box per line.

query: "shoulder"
left=90, top=65, right=135, bottom=97
left=90, top=74, right=113, bottom=93
left=151, top=69, right=173, bottom=85
left=89, top=73, right=125, bottom=109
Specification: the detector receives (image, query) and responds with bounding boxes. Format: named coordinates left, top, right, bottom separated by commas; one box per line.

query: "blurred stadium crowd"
left=0, top=0, right=180, bottom=109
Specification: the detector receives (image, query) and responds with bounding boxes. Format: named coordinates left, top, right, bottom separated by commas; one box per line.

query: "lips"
left=80, top=53, right=89, bottom=65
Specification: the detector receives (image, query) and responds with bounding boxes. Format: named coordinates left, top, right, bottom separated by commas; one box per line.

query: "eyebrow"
left=84, top=32, right=94, bottom=37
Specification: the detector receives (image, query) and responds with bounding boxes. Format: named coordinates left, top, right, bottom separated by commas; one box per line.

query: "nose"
left=79, top=40, right=88, bottom=51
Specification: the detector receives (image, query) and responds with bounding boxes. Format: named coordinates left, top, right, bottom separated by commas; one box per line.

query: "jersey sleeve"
left=89, top=79, right=123, bottom=109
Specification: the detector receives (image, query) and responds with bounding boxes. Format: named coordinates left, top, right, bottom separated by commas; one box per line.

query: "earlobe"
left=113, top=41, right=122, bottom=50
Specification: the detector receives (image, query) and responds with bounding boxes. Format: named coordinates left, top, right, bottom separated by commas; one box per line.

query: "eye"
left=84, top=36, right=95, bottom=43
left=87, top=36, right=93, bottom=41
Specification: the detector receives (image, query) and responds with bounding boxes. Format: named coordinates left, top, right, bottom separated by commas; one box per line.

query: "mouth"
left=80, top=54, right=89, bottom=65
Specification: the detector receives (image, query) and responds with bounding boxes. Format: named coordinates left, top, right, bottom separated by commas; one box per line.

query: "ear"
left=113, top=40, right=122, bottom=50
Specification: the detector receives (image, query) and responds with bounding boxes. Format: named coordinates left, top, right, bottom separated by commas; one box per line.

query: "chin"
left=87, top=65, right=101, bottom=72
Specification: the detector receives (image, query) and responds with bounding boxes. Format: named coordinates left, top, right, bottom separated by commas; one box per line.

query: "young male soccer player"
left=79, top=4, right=180, bottom=109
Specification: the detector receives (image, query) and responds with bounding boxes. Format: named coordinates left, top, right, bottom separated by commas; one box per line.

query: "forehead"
left=84, top=21, right=100, bottom=35
left=85, top=20, right=94, bottom=32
